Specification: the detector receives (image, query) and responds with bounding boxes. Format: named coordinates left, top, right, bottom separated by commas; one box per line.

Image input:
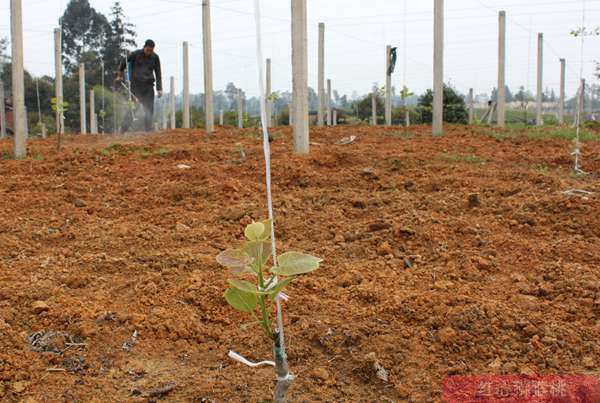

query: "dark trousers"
left=121, top=82, right=155, bottom=133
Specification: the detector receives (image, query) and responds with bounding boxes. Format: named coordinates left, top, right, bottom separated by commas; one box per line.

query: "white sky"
left=1, top=0, right=599, bottom=98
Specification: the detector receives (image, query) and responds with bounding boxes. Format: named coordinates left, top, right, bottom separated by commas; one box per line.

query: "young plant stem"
left=257, top=260, right=273, bottom=340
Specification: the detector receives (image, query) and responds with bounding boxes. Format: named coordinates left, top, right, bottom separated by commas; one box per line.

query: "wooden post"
left=291, top=0, right=309, bottom=153
left=79, top=63, right=87, bottom=134
left=11, top=0, right=27, bottom=157
left=203, top=0, right=214, bottom=133
left=433, top=0, right=444, bottom=136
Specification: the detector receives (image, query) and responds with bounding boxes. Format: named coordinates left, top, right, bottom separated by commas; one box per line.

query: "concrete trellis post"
left=468, top=88, right=474, bottom=124
left=54, top=27, right=64, bottom=135
left=182, top=41, right=190, bottom=129
left=288, top=99, right=293, bottom=126
left=385, top=45, right=392, bottom=126
left=170, top=76, right=176, bottom=129
left=536, top=33, right=543, bottom=126
left=371, top=88, right=377, bottom=126
left=326, top=79, right=332, bottom=126
left=317, top=22, right=325, bottom=127
left=79, top=63, right=87, bottom=134
left=11, top=0, right=27, bottom=157
left=291, top=0, right=309, bottom=154
left=203, top=0, right=214, bottom=133
left=433, top=0, right=444, bottom=136
left=559, top=58, right=566, bottom=124
left=90, top=89, right=97, bottom=134
left=219, top=110, right=224, bottom=126
left=333, top=109, right=337, bottom=126
left=237, top=89, right=243, bottom=129
left=0, top=81, right=6, bottom=139
left=497, top=11, right=506, bottom=128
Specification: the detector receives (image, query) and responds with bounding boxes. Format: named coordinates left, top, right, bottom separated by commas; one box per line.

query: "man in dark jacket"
left=117, top=39, right=162, bottom=133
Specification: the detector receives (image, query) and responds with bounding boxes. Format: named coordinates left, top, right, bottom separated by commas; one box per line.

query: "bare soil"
left=0, top=125, right=599, bottom=402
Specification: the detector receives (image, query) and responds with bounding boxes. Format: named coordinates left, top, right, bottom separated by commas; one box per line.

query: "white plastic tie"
left=228, top=350, right=275, bottom=368
left=260, top=277, right=289, bottom=302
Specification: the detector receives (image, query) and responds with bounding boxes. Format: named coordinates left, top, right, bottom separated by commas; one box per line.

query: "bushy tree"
left=418, top=85, right=468, bottom=124
left=103, top=2, right=137, bottom=82
left=60, top=0, right=110, bottom=74
left=352, top=92, right=384, bottom=122
left=0, top=37, right=7, bottom=61
left=491, top=85, right=514, bottom=102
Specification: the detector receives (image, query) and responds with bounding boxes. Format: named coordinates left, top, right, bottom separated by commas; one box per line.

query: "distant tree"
left=514, top=86, right=534, bottom=103
left=308, top=86, right=318, bottom=112
left=418, top=84, right=468, bottom=124
left=491, top=85, right=514, bottom=102
left=225, top=82, right=239, bottom=110
left=103, top=2, right=137, bottom=83
left=0, top=37, right=7, bottom=61
left=353, top=92, right=384, bottom=121
left=60, top=0, right=110, bottom=75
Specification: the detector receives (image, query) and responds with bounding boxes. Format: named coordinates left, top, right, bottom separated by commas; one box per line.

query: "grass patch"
left=31, top=153, right=44, bottom=161
left=1, top=150, right=13, bottom=160
left=386, top=130, right=414, bottom=139
left=439, top=152, right=487, bottom=164
left=475, top=126, right=599, bottom=142
left=533, top=165, right=552, bottom=176
left=99, top=144, right=170, bottom=158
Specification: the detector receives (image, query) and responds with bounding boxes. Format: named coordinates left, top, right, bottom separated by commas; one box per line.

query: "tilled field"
left=0, top=125, right=599, bottom=402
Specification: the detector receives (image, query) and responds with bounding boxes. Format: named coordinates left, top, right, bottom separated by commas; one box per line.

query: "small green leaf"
left=228, top=279, right=269, bottom=295
left=244, top=222, right=265, bottom=241
left=267, top=277, right=294, bottom=300
left=224, top=287, right=258, bottom=313
left=260, top=219, right=273, bottom=240
left=243, top=241, right=272, bottom=270
left=216, top=249, right=254, bottom=274
left=271, top=252, right=322, bottom=276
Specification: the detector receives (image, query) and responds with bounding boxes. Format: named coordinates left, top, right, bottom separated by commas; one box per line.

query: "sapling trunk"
left=272, top=330, right=292, bottom=402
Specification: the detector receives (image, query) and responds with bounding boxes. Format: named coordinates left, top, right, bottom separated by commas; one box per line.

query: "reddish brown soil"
left=0, top=125, right=599, bottom=402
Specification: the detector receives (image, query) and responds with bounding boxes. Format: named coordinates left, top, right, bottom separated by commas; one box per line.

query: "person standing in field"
left=116, top=39, right=163, bottom=133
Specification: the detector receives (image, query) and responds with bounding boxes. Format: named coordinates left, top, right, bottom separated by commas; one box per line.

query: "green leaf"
left=216, top=249, right=254, bottom=274
left=244, top=222, right=265, bottom=241
left=271, top=252, right=322, bottom=276
left=260, top=219, right=273, bottom=240
left=224, top=287, right=258, bottom=313
left=228, top=279, right=269, bottom=295
left=243, top=241, right=272, bottom=270
left=267, top=277, right=294, bottom=300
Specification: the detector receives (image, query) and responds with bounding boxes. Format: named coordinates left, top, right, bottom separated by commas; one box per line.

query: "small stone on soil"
left=32, top=301, right=49, bottom=314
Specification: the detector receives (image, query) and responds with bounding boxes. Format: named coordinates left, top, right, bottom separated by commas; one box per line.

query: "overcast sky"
left=1, top=0, right=598, bottom=98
